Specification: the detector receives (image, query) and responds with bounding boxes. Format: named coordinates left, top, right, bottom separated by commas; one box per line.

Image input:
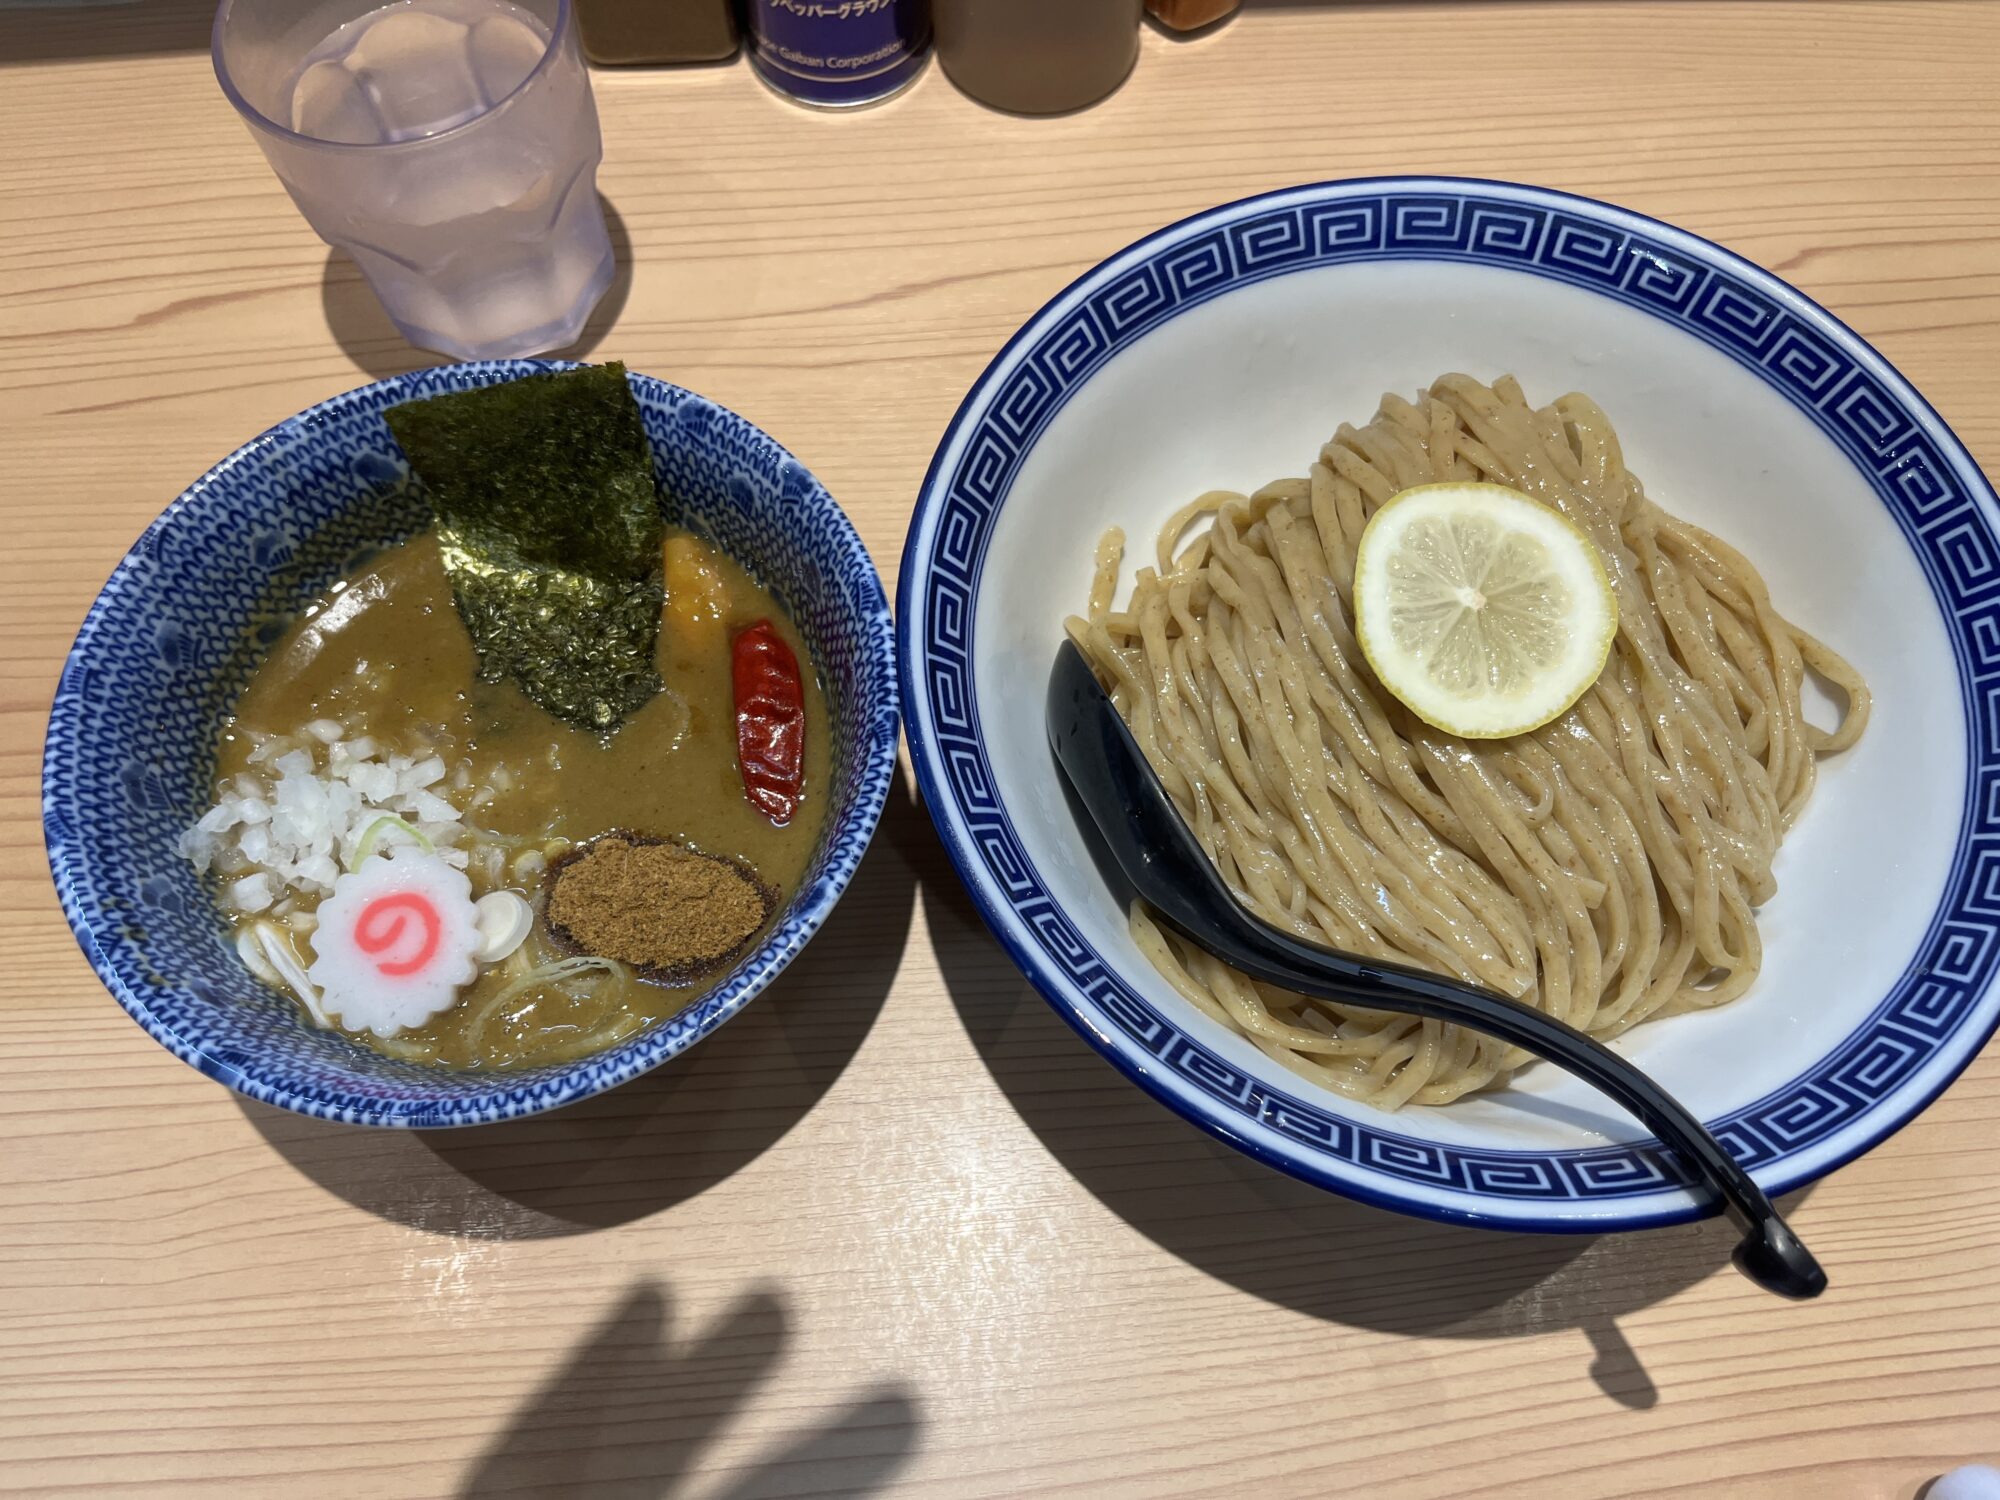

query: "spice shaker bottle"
left=745, top=0, right=932, bottom=109
left=935, top=0, right=1142, bottom=115
left=1146, top=0, right=1240, bottom=31
left=573, top=0, right=739, bottom=64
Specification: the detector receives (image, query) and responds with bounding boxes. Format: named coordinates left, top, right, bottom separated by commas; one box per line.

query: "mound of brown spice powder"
left=546, top=834, right=775, bottom=983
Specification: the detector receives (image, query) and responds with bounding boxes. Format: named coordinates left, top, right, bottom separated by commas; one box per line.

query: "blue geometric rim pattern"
left=900, top=177, right=2000, bottom=1226
left=45, top=361, right=899, bottom=1128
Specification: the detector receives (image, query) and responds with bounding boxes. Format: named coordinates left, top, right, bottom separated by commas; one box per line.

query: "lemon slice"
left=1353, top=482, right=1616, bottom=739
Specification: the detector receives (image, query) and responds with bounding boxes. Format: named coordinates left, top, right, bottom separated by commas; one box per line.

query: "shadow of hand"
left=461, top=1281, right=921, bottom=1499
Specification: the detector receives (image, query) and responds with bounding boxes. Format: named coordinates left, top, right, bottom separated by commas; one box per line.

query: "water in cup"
left=215, top=0, right=614, bottom=360
left=288, top=0, right=550, bottom=145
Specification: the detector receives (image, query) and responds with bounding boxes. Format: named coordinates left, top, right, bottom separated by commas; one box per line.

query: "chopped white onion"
left=405, top=756, right=447, bottom=789
left=407, top=790, right=459, bottom=825
left=179, top=731, right=521, bottom=955
left=228, top=872, right=275, bottom=912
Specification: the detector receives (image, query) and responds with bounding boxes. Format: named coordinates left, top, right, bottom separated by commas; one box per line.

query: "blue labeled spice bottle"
left=745, top=0, right=932, bottom=108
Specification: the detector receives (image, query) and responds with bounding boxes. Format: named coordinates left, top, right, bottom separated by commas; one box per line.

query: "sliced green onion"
left=351, top=814, right=434, bottom=867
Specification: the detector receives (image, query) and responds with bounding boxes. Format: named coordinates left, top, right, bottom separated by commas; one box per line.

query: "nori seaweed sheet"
left=384, top=363, right=665, bottom=732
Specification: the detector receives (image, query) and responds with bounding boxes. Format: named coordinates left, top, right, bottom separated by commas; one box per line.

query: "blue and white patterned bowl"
left=46, top=361, right=898, bottom=1127
left=900, top=177, right=2000, bottom=1231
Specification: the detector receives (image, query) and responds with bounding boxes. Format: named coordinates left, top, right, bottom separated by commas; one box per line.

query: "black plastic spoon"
left=1046, top=638, right=1824, bottom=1300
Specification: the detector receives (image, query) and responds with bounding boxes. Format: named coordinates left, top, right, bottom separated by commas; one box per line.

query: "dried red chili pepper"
left=732, top=620, right=805, bottom=825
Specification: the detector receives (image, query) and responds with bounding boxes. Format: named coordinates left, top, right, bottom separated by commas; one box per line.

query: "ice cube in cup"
left=290, top=56, right=385, bottom=144
left=342, top=6, right=485, bottom=139
left=469, top=11, right=551, bottom=93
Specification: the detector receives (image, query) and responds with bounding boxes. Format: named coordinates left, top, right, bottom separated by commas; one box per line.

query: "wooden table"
left=5, top=2, right=1998, bottom=1495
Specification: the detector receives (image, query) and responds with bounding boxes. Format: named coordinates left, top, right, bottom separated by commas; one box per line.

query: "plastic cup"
left=213, top=0, right=615, bottom=360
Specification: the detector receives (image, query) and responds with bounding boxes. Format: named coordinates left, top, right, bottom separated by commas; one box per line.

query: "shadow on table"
left=922, top=820, right=1812, bottom=1412
left=238, top=783, right=924, bottom=1239
left=322, top=196, right=635, bottom=383
left=460, top=1279, right=923, bottom=1499
left=0, top=0, right=215, bottom=67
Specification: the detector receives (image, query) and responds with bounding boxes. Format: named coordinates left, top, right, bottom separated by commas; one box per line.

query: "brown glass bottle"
left=935, top=0, right=1141, bottom=115
left=573, top=0, right=738, bottom=65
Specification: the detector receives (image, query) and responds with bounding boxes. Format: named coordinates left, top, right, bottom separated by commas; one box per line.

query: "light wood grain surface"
left=4, top=2, right=1999, bottom=1496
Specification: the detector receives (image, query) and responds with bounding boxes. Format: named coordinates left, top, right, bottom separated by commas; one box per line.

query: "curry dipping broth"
left=214, top=528, right=831, bottom=1068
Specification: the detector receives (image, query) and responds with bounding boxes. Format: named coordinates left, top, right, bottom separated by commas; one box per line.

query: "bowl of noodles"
left=899, top=177, right=2000, bottom=1230
left=46, top=361, right=899, bottom=1127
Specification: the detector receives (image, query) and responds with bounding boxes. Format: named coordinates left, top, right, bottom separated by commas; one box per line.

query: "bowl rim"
left=898, top=174, right=2000, bottom=1230
left=45, top=360, right=901, bottom=1128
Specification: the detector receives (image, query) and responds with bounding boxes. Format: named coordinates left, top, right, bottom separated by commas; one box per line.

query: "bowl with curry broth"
left=45, top=361, right=898, bottom=1126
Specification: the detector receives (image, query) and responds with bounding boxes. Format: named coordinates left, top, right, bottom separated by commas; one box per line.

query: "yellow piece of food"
left=1353, top=482, right=1617, bottom=739
left=663, top=533, right=730, bottom=645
